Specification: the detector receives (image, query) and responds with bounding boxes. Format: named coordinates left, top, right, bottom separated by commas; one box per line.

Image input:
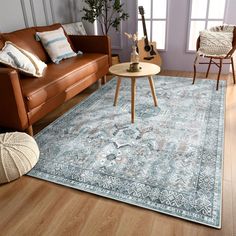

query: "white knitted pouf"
left=0, top=132, right=40, bottom=184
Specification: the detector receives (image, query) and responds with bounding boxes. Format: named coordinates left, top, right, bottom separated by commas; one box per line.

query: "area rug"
left=28, top=76, right=226, bottom=228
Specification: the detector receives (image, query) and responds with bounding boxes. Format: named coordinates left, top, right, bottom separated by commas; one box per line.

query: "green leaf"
left=81, top=0, right=129, bottom=35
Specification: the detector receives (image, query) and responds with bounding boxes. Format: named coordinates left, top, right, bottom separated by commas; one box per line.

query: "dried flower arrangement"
left=124, top=32, right=139, bottom=45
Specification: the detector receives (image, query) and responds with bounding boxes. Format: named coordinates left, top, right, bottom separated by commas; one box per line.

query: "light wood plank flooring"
left=0, top=71, right=235, bottom=236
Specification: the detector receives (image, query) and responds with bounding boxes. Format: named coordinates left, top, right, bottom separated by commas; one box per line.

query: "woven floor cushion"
left=0, top=132, right=39, bottom=184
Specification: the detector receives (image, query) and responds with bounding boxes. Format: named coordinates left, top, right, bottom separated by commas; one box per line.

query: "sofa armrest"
left=69, top=35, right=112, bottom=66
left=0, top=68, right=29, bottom=130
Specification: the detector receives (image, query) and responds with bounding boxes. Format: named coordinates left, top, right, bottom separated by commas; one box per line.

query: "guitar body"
left=137, top=39, right=162, bottom=66
left=138, top=6, right=162, bottom=67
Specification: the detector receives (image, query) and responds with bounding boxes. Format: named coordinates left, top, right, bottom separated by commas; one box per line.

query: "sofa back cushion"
left=0, top=23, right=69, bottom=63
left=0, top=28, right=48, bottom=62
left=0, top=35, right=4, bottom=49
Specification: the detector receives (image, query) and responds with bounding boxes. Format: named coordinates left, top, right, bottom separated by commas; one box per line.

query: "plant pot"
left=111, top=54, right=120, bottom=65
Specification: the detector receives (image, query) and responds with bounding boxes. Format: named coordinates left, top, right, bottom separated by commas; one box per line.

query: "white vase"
left=130, top=45, right=139, bottom=63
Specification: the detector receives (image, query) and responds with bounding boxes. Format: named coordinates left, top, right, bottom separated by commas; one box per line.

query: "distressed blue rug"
left=28, top=76, right=226, bottom=228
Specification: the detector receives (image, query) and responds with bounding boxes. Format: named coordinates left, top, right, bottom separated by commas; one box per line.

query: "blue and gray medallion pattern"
left=28, top=76, right=226, bottom=228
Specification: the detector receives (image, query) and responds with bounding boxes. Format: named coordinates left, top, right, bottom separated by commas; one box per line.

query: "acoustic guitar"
left=137, top=6, right=162, bottom=66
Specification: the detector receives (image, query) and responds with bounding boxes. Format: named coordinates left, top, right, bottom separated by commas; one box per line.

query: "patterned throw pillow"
left=0, top=41, right=47, bottom=77
left=62, top=22, right=87, bottom=35
left=198, top=30, right=233, bottom=57
left=36, top=27, right=77, bottom=64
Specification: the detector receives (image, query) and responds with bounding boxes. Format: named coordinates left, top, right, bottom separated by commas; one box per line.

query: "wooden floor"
left=0, top=71, right=236, bottom=236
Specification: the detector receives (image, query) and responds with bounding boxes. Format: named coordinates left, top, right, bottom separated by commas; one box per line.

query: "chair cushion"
left=210, top=25, right=235, bottom=33
left=198, top=30, right=233, bottom=57
left=20, top=53, right=108, bottom=110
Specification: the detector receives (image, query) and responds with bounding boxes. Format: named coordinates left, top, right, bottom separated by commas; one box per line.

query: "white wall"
left=110, top=0, right=236, bottom=72
left=0, top=0, right=95, bottom=34
left=0, top=0, right=69, bottom=32
left=1, top=0, right=236, bottom=72
left=225, top=0, right=236, bottom=24
left=110, top=0, right=137, bottom=62
left=160, top=0, right=192, bottom=71
left=159, top=0, right=236, bottom=72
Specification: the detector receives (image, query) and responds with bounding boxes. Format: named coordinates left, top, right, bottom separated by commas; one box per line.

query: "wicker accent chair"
left=192, top=25, right=236, bottom=90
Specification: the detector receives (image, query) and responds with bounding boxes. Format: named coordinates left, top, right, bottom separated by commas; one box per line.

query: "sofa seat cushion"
left=20, top=53, right=108, bottom=110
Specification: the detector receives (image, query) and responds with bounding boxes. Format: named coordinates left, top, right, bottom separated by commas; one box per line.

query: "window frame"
left=136, top=0, right=169, bottom=51
left=186, top=0, right=228, bottom=53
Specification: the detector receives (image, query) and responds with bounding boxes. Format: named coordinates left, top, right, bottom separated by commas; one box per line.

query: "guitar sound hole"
left=144, top=45, right=151, bottom=52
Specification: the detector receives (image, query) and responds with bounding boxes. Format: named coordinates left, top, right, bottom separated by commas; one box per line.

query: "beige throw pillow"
left=0, top=41, right=47, bottom=77
left=36, top=27, right=77, bottom=64
left=62, top=22, right=87, bottom=35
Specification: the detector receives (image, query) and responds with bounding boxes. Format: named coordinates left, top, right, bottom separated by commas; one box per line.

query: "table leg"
left=131, top=78, right=136, bottom=123
left=148, top=76, right=158, bottom=107
left=113, top=77, right=121, bottom=106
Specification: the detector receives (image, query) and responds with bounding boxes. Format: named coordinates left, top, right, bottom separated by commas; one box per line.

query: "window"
left=188, top=0, right=227, bottom=51
left=137, top=0, right=168, bottom=50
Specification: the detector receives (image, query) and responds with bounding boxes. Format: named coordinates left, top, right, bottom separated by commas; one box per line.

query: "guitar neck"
left=141, top=15, right=149, bottom=46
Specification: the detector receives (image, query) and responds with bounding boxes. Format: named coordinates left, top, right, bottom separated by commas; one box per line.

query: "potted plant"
left=82, top=0, right=129, bottom=36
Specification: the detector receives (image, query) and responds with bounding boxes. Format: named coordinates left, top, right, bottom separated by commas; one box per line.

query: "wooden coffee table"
left=109, top=62, right=161, bottom=123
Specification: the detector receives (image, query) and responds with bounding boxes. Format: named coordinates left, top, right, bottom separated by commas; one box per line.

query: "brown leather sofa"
left=0, top=23, right=111, bottom=135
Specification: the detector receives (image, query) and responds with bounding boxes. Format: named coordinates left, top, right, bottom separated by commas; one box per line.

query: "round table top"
left=109, top=62, right=160, bottom=78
